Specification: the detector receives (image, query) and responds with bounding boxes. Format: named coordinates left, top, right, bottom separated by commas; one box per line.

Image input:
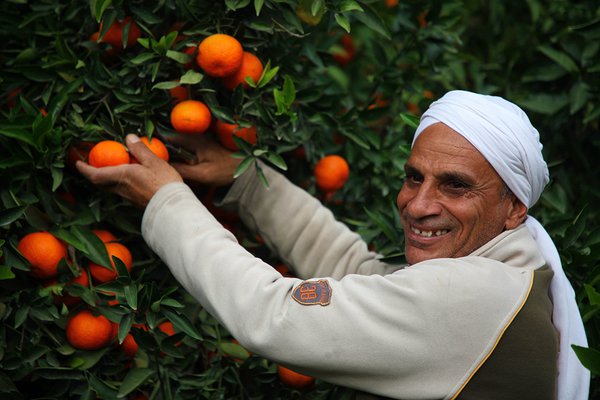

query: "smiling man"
left=77, top=90, right=589, bottom=399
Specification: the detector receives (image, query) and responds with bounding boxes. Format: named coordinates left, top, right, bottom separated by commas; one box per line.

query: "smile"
left=410, top=226, right=449, bottom=237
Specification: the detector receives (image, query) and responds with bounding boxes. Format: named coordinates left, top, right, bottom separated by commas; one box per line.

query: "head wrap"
left=413, top=90, right=589, bottom=400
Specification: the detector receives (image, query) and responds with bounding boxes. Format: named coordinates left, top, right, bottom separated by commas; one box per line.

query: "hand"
left=167, top=134, right=242, bottom=187
left=76, top=134, right=183, bottom=208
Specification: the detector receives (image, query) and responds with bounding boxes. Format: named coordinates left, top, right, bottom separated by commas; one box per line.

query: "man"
left=77, top=90, right=589, bottom=399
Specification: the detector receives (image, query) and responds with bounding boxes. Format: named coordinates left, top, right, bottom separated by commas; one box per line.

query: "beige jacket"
left=141, top=164, right=557, bottom=399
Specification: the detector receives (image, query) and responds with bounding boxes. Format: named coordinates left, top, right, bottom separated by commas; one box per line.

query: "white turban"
left=413, top=90, right=590, bottom=400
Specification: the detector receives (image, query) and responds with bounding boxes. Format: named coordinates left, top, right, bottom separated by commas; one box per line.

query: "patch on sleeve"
left=292, top=280, right=332, bottom=306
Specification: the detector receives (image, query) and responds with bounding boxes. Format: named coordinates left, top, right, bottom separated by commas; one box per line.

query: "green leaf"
left=538, top=45, right=579, bottom=73
left=584, top=284, right=600, bottom=306
left=162, top=309, right=202, bottom=340
left=353, top=5, right=391, bottom=39
left=92, top=0, right=113, bottom=22
left=15, top=306, right=29, bottom=328
left=0, top=128, right=37, bottom=148
left=51, top=166, right=63, bottom=192
left=74, top=348, right=109, bottom=370
left=124, top=284, right=138, bottom=310
left=220, top=341, right=250, bottom=360
left=263, top=152, right=288, bottom=171
left=66, top=226, right=111, bottom=267
left=400, top=113, right=420, bottom=129
left=572, top=345, right=600, bottom=375
left=130, top=53, right=156, bottom=65
left=179, top=70, right=203, bottom=85
left=0, top=205, right=27, bottom=227
left=254, top=0, right=264, bottom=15
left=339, top=0, right=364, bottom=12
left=117, top=368, right=154, bottom=397
left=335, top=13, right=351, bottom=33
left=152, top=81, right=179, bottom=90
left=258, top=61, right=279, bottom=88
left=0, top=265, right=16, bottom=280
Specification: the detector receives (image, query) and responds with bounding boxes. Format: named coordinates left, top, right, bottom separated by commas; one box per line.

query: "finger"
left=170, top=161, right=207, bottom=182
left=126, top=134, right=162, bottom=166
left=164, top=133, right=206, bottom=150
left=75, top=160, right=128, bottom=186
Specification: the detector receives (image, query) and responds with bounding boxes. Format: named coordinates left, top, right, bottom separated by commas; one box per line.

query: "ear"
left=504, top=195, right=528, bottom=230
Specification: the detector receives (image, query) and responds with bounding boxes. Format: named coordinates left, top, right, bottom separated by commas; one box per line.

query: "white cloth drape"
left=413, top=90, right=590, bottom=400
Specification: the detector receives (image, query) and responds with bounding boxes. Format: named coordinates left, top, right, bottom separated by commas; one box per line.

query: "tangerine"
left=221, top=52, right=264, bottom=90
left=130, top=136, right=169, bottom=162
left=332, top=34, right=356, bottom=66
left=66, top=309, right=114, bottom=350
left=169, top=85, right=189, bottom=103
left=17, top=231, right=67, bottom=279
left=215, top=120, right=257, bottom=151
left=89, top=242, right=133, bottom=283
left=99, top=16, right=141, bottom=49
left=196, top=33, right=244, bottom=77
left=277, top=365, right=315, bottom=390
left=170, top=100, right=212, bottom=134
left=314, top=155, right=350, bottom=192
left=66, top=141, right=94, bottom=169
left=92, top=229, right=118, bottom=243
left=88, top=140, right=130, bottom=167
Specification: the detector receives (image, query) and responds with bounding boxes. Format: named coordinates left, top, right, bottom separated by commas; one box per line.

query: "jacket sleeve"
left=141, top=181, right=533, bottom=399
left=218, top=163, right=399, bottom=279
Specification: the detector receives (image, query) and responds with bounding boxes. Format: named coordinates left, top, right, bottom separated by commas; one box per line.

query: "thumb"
left=126, top=134, right=159, bottom=165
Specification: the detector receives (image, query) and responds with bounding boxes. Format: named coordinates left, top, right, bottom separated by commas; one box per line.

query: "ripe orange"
left=88, top=140, right=130, bottom=167
left=66, top=141, right=94, bottom=169
left=277, top=365, right=315, bottom=390
left=130, top=136, right=169, bottom=163
left=17, top=231, right=68, bottom=279
left=158, top=321, right=176, bottom=336
left=89, top=242, right=133, bottom=283
left=170, top=99, right=212, bottom=134
left=66, top=309, right=114, bottom=350
left=196, top=34, right=244, bottom=78
left=314, top=155, right=350, bottom=192
left=99, top=17, right=141, bottom=49
left=122, top=332, right=139, bottom=357
left=332, top=34, right=356, bottom=66
left=169, top=85, right=189, bottom=103
left=385, top=0, right=399, bottom=7
left=221, top=52, right=263, bottom=90
left=92, top=229, right=117, bottom=243
left=215, top=120, right=257, bottom=151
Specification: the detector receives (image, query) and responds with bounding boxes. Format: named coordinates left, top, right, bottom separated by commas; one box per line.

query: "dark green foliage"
left=0, top=0, right=598, bottom=399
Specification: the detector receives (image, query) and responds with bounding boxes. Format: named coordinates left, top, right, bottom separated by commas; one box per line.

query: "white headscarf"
left=413, top=90, right=589, bottom=400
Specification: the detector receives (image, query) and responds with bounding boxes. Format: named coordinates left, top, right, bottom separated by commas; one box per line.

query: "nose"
left=398, top=182, right=443, bottom=219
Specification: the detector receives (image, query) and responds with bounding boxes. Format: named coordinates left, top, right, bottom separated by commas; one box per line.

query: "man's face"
left=397, top=122, right=524, bottom=265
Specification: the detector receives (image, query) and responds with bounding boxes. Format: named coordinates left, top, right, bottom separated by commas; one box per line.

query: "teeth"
left=411, top=227, right=448, bottom=237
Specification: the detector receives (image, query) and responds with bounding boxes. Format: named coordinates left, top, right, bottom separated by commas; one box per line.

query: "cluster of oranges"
left=169, top=33, right=263, bottom=151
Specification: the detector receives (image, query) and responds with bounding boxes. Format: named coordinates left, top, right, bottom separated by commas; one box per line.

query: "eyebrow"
left=404, top=164, right=476, bottom=186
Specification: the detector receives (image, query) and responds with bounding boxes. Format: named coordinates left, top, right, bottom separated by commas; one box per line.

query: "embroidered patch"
left=292, top=280, right=332, bottom=306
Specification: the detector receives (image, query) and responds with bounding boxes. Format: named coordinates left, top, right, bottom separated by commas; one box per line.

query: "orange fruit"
left=99, top=17, right=141, bottom=49
left=332, top=34, right=356, bottom=66
left=418, top=10, right=429, bottom=28
left=423, top=89, right=435, bottom=100
left=66, top=309, right=114, bottom=350
left=196, top=34, right=244, bottom=78
left=221, top=52, right=263, bottom=90
left=182, top=43, right=199, bottom=70
left=89, top=242, right=133, bottom=283
left=66, top=141, right=94, bottom=169
left=88, top=140, right=130, bottom=167
left=130, top=136, right=169, bottom=163
left=158, top=321, right=175, bottom=336
left=44, top=268, right=89, bottom=307
left=385, top=0, right=399, bottom=7
left=169, top=85, right=189, bottom=103
left=314, top=155, right=350, bottom=193
left=92, top=229, right=117, bottom=243
left=277, top=365, right=315, bottom=390
left=121, top=332, right=139, bottom=357
left=17, top=232, right=68, bottom=279
left=215, top=120, right=257, bottom=151
left=170, top=100, right=212, bottom=134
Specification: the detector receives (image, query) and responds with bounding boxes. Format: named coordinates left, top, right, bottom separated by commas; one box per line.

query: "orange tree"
left=1, top=1, right=599, bottom=399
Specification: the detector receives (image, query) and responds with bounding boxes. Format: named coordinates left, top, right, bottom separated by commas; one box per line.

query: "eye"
left=443, top=179, right=471, bottom=193
left=405, top=171, right=423, bottom=185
